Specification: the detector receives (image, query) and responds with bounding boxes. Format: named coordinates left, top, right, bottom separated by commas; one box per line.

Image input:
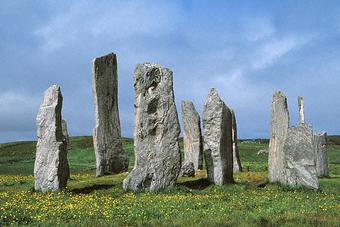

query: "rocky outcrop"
left=181, top=101, right=203, bottom=170
left=314, top=132, right=329, bottom=177
left=34, top=85, right=69, bottom=192
left=123, top=63, right=181, bottom=192
left=92, top=52, right=128, bottom=177
left=268, top=91, right=289, bottom=183
left=231, top=109, right=242, bottom=172
left=203, top=88, right=233, bottom=185
left=283, top=124, right=318, bottom=189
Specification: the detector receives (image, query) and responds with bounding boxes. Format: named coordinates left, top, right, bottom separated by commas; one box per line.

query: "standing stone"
left=203, top=88, right=234, bottom=185
left=231, top=109, right=242, bottom=172
left=181, top=101, right=203, bottom=170
left=61, top=120, right=69, bottom=144
left=34, top=85, right=69, bottom=192
left=283, top=124, right=319, bottom=189
left=92, top=52, right=128, bottom=177
left=314, top=132, right=329, bottom=177
left=268, top=91, right=289, bottom=183
left=298, top=96, right=305, bottom=124
left=123, top=63, right=181, bottom=192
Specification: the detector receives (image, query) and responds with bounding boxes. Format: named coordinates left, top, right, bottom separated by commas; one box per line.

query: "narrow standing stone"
left=92, top=52, right=128, bottom=177
left=181, top=101, right=203, bottom=170
left=34, top=85, right=69, bottom=192
left=314, top=132, right=329, bottom=177
left=231, top=109, right=242, bottom=172
left=298, top=96, right=305, bottom=124
left=283, top=124, right=319, bottom=189
left=203, top=88, right=234, bottom=185
left=123, top=63, right=181, bottom=192
left=61, top=119, right=69, bottom=144
left=268, top=91, right=289, bottom=183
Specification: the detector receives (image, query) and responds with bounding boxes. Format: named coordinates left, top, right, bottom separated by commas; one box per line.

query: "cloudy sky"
left=1, top=0, right=340, bottom=142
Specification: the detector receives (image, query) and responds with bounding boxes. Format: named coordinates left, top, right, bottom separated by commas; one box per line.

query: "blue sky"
left=1, top=0, right=340, bottom=142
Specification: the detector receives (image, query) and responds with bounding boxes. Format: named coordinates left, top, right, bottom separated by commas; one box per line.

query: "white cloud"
left=251, top=36, right=308, bottom=70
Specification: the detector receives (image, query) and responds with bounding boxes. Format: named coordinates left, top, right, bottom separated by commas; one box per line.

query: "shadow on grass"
left=178, top=178, right=212, bottom=190
left=71, top=184, right=115, bottom=194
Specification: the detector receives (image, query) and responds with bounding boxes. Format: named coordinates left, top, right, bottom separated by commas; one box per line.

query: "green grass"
left=0, top=136, right=339, bottom=226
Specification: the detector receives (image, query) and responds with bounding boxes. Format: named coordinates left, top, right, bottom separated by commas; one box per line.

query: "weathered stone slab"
left=203, top=88, right=233, bottom=185
left=180, top=162, right=195, bottom=177
left=314, top=132, right=329, bottom=177
left=268, top=91, right=289, bottom=183
left=231, top=109, right=242, bottom=172
left=123, top=63, right=181, bottom=192
left=92, top=52, right=128, bottom=177
left=34, top=85, right=69, bottom=192
left=283, top=124, right=319, bottom=189
left=181, top=101, right=203, bottom=170
left=298, top=96, right=305, bottom=124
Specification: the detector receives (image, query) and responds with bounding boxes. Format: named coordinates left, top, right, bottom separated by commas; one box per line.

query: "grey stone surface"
left=34, top=85, right=69, bottom=192
left=92, top=52, right=128, bottom=177
left=268, top=91, right=289, bottom=183
left=283, top=124, right=319, bottom=189
left=123, top=63, right=181, bottom=192
left=231, top=109, right=242, bottom=172
left=314, top=132, right=329, bottom=177
left=181, top=101, right=203, bottom=170
left=203, top=88, right=234, bottom=185
left=180, top=162, right=195, bottom=177
left=298, top=96, right=305, bottom=124
left=61, top=120, right=69, bottom=144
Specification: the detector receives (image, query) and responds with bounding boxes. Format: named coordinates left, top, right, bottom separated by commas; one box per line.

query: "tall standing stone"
left=203, top=88, right=234, bottom=185
left=268, top=91, right=289, bottom=183
left=61, top=119, right=69, bottom=144
left=92, top=52, right=128, bottom=177
left=283, top=124, right=319, bottom=189
left=314, top=132, right=329, bottom=177
left=34, top=85, right=69, bottom=192
left=123, top=63, right=181, bottom=192
left=298, top=96, right=305, bottom=124
left=231, top=109, right=242, bottom=172
left=181, top=101, right=203, bottom=170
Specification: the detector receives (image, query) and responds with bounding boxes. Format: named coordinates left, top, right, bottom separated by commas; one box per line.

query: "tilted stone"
left=314, top=132, right=329, bottom=177
left=268, top=91, right=289, bottom=183
left=123, top=63, right=181, bottom=192
left=203, top=88, right=233, bottom=185
left=283, top=124, right=319, bottom=189
left=298, top=96, right=305, bottom=124
left=231, top=109, right=242, bottom=172
left=34, top=85, right=69, bottom=192
left=181, top=100, right=203, bottom=170
left=92, top=52, right=128, bottom=177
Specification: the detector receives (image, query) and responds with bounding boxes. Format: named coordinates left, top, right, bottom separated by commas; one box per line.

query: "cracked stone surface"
left=34, top=85, right=69, bottom=192
left=203, top=88, right=233, bottom=185
left=314, top=132, right=329, bottom=177
left=92, top=52, right=128, bottom=177
left=123, top=63, right=181, bottom=192
left=181, top=100, right=203, bottom=170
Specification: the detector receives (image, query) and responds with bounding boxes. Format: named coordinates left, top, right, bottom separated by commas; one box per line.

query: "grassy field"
left=0, top=136, right=339, bottom=226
